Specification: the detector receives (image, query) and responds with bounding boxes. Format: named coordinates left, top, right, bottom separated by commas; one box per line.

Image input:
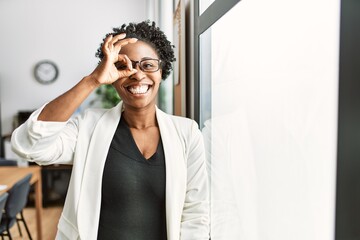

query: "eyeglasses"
left=115, top=58, right=162, bottom=73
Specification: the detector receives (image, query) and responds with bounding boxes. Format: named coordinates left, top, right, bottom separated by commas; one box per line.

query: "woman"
left=11, top=21, right=209, bottom=240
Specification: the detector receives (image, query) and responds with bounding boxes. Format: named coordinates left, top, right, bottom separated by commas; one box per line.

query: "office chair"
left=0, top=174, right=33, bottom=240
left=0, top=193, right=9, bottom=226
left=0, top=158, right=17, bottom=167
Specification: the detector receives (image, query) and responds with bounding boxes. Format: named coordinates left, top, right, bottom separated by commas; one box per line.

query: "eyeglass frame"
left=116, top=58, right=162, bottom=73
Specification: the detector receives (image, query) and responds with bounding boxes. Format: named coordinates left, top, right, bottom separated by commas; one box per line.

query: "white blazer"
left=11, top=102, right=209, bottom=240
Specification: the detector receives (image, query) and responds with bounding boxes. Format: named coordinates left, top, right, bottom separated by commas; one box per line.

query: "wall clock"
left=34, top=60, right=59, bottom=84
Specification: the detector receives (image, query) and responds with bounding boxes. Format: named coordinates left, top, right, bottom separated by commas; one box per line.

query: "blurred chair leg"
left=18, top=211, right=32, bottom=240
left=16, top=218, right=23, bottom=237
left=5, top=224, right=13, bottom=240
left=2, top=228, right=12, bottom=240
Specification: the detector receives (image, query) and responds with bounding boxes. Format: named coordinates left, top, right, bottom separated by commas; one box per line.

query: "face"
left=113, top=40, right=162, bottom=111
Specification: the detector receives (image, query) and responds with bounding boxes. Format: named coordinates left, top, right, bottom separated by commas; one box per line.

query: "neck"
left=121, top=105, right=157, bottom=129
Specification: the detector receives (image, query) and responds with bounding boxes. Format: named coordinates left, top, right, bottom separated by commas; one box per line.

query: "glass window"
left=199, top=1, right=339, bottom=239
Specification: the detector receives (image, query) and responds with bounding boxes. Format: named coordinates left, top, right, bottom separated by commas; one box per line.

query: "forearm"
left=38, top=75, right=100, bottom=122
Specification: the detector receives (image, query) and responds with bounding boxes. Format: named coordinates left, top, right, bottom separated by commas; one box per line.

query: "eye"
left=140, top=60, right=158, bottom=70
left=115, top=62, right=128, bottom=70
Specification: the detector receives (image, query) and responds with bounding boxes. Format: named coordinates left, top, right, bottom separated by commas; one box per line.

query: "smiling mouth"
left=126, top=84, right=151, bottom=94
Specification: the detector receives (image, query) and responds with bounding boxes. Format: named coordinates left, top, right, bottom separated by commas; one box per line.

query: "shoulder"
left=80, top=107, right=108, bottom=120
left=78, top=101, right=123, bottom=122
left=170, top=114, right=196, bottom=127
left=156, top=108, right=201, bottom=139
left=74, top=106, right=118, bottom=131
left=157, top=108, right=197, bottom=126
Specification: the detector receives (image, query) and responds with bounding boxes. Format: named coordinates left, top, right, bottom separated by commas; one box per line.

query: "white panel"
left=201, top=0, right=340, bottom=239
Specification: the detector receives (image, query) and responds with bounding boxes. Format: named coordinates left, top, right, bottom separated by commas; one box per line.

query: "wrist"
left=84, top=75, right=102, bottom=89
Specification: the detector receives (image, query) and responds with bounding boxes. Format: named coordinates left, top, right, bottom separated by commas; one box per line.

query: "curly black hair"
left=95, top=20, right=175, bottom=80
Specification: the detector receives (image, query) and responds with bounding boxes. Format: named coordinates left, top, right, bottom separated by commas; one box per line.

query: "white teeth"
left=128, top=85, right=149, bottom=94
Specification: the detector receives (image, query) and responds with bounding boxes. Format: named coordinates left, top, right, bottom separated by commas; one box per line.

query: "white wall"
left=0, top=0, right=147, bottom=134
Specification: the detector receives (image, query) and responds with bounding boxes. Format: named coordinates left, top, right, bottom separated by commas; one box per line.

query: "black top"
left=97, top=118, right=167, bottom=240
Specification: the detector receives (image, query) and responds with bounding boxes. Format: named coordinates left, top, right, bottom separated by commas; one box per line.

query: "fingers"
left=121, top=68, right=138, bottom=78
left=113, top=37, right=137, bottom=53
left=109, top=33, right=126, bottom=46
left=102, top=35, right=112, bottom=53
left=117, top=54, right=137, bottom=77
left=103, top=33, right=126, bottom=47
left=123, top=55, right=133, bottom=71
left=99, top=33, right=138, bottom=82
left=102, top=33, right=137, bottom=55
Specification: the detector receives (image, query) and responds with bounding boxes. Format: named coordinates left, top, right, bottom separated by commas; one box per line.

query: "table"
left=0, top=166, right=43, bottom=240
left=41, top=164, right=72, bottom=207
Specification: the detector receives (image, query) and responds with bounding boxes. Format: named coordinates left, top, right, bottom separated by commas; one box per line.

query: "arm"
left=38, top=34, right=137, bottom=122
left=11, top=106, right=79, bottom=165
left=11, top=34, right=137, bottom=164
left=37, top=76, right=99, bottom=122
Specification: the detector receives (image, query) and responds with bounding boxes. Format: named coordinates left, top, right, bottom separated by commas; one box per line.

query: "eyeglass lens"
left=116, top=59, right=160, bottom=72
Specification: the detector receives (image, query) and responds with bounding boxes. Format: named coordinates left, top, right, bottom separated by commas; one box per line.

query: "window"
left=194, top=0, right=340, bottom=239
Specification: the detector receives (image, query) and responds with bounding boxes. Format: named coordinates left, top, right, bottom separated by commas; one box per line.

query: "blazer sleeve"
left=11, top=104, right=79, bottom=165
left=180, top=120, right=210, bottom=240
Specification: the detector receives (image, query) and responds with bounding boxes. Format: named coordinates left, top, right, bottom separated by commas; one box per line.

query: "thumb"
left=120, top=69, right=138, bottom=78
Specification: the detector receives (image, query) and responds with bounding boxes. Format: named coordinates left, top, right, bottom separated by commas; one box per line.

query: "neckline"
left=121, top=117, right=161, bottom=162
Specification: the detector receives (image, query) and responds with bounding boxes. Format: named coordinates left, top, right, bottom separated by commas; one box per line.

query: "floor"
left=6, top=206, right=62, bottom=240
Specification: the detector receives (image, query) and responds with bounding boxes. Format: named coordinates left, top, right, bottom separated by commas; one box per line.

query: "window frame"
left=193, top=0, right=241, bottom=124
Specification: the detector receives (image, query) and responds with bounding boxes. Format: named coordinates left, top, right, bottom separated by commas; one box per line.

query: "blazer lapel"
left=156, top=108, right=187, bottom=240
left=77, top=103, right=122, bottom=240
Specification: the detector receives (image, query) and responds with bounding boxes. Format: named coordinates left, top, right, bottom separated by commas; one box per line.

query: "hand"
left=89, top=33, right=138, bottom=85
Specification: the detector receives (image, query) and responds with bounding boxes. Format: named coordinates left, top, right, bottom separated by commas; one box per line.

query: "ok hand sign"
left=90, top=33, right=138, bottom=85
